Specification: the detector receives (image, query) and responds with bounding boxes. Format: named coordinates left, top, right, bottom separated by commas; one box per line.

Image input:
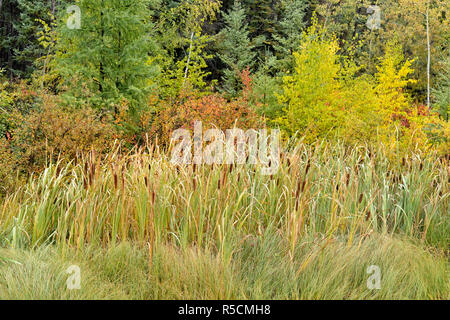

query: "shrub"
left=151, top=71, right=262, bottom=146
left=7, top=94, right=117, bottom=174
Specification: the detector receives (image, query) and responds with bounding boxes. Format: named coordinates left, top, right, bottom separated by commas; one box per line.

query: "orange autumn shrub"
left=151, top=70, right=263, bottom=147
left=9, top=94, right=117, bottom=173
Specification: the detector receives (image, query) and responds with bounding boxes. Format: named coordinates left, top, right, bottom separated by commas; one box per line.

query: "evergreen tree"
left=217, top=0, right=259, bottom=96
left=242, top=0, right=278, bottom=52
left=0, top=0, right=67, bottom=78
left=272, top=0, right=308, bottom=73
left=56, top=0, right=158, bottom=115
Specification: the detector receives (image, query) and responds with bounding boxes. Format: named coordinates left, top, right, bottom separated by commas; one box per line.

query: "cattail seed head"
left=305, top=160, right=311, bottom=176
left=144, top=176, right=148, bottom=187
left=113, top=172, right=118, bottom=190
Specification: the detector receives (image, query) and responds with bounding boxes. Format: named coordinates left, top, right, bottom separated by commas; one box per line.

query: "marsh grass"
left=0, top=141, right=448, bottom=299
left=0, top=235, right=447, bottom=299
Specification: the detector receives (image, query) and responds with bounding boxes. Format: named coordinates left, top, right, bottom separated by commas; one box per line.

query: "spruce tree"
left=217, top=0, right=259, bottom=96
left=242, top=0, right=278, bottom=53
left=272, top=0, right=308, bottom=73
left=0, top=0, right=67, bottom=78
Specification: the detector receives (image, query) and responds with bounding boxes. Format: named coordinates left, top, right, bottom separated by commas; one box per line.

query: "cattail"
left=295, top=180, right=301, bottom=199
left=237, top=172, right=241, bottom=183
left=222, top=166, right=228, bottom=186
left=193, top=163, right=197, bottom=173
left=305, top=159, right=311, bottom=176
left=366, top=210, right=371, bottom=221
left=113, top=171, right=118, bottom=190
left=345, top=172, right=350, bottom=186
left=419, top=162, right=423, bottom=171
left=110, top=163, right=118, bottom=190
left=89, top=162, right=95, bottom=186
left=229, top=163, right=233, bottom=174
left=358, top=193, right=363, bottom=204
left=402, top=157, right=405, bottom=167
left=301, top=180, right=306, bottom=192
left=144, top=176, right=148, bottom=187
left=151, top=190, right=156, bottom=204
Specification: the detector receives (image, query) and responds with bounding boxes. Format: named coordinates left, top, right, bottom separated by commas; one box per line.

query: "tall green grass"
left=0, top=235, right=447, bottom=299
left=0, top=141, right=448, bottom=299
left=0, top=142, right=447, bottom=250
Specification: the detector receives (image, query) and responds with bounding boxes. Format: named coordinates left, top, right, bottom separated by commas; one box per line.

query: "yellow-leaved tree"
left=374, top=40, right=436, bottom=155
left=276, top=16, right=344, bottom=142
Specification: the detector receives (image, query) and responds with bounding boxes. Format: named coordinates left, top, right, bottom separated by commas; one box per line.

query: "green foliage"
left=55, top=0, right=159, bottom=116
left=217, top=1, right=259, bottom=96
left=272, top=0, right=308, bottom=73
left=153, top=0, right=221, bottom=99
left=0, top=72, right=14, bottom=138
left=156, top=33, right=214, bottom=99
left=432, top=51, right=450, bottom=120
left=242, top=0, right=279, bottom=56
left=0, top=0, right=68, bottom=78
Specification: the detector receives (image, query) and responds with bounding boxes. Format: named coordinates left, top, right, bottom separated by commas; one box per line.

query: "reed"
left=0, top=141, right=447, bottom=252
left=0, top=141, right=448, bottom=299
